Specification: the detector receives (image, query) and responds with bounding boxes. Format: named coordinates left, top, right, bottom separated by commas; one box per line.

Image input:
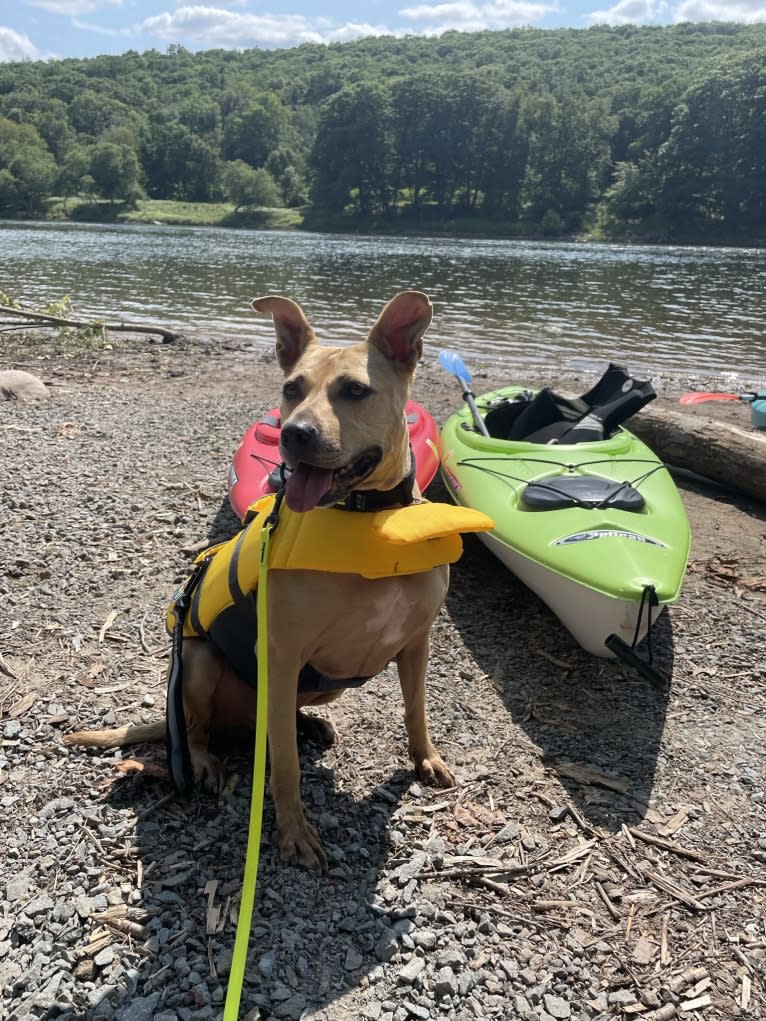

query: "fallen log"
left=0, top=302, right=180, bottom=343
left=627, top=406, right=766, bottom=503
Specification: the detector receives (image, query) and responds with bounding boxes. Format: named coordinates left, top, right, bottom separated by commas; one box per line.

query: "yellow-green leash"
left=223, top=503, right=278, bottom=1020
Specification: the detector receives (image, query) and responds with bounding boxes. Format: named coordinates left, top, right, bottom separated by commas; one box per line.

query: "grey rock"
left=94, top=946, right=116, bottom=968
left=273, top=992, right=307, bottom=1018
left=5, top=875, right=32, bottom=901
left=437, top=948, right=466, bottom=970
left=434, top=965, right=458, bottom=997
left=345, top=947, right=364, bottom=971
left=118, top=993, right=161, bottom=1021
left=608, top=988, right=638, bottom=1006
left=398, top=956, right=426, bottom=984
left=375, top=931, right=399, bottom=962
left=543, top=993, right=572, bottom=1018
left=23, top=894, right=54, bottom=917
left=402, top=1001, right=430, bottom=1020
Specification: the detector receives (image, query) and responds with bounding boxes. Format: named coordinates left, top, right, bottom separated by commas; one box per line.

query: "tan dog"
left=66, top=291, right=455, bottom=869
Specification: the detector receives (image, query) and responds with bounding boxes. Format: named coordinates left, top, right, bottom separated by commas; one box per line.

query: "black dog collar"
left=334, top=448, right=417, bottom=512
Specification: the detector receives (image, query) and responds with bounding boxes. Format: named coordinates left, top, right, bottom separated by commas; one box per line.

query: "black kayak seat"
left=483, top=363, right=656, bottom=445
left=521, top=475, right=646, bottom=511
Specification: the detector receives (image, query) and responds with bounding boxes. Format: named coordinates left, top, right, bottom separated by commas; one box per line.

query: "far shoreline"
left=4, top=199, right=765, bottom=250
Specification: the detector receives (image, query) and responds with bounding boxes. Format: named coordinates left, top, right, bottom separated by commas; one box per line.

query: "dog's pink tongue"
left=285, top=464, right=334, bottom=512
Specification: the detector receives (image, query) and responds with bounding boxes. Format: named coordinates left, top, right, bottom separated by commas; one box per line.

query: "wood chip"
left=741, top=972, right=752, bottom=1009
left=632, top=935, right=659, bottom=965
left=679, top=993, right=711, bottom=1011
left=204, top=879, right=220, bottom=935
left=667, top=967, right=708, bottom=994
left=98, top=610, right=119, bottom=643
left=629, top=827, right=709, bottom=863
left=0, top=653, right=18, bottom=679
left=552, top=761, right=631, bottom=793
left=642, top=868, right=708, bottom=911
left=647, top=1007, right=677, bottom=1021
left=658, top=808, right=690, bottom=837
left=8, top=692, right=36, bottom=718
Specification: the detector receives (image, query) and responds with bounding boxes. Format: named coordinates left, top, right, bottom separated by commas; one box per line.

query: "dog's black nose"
left=281, top=420, right=318, bottom=457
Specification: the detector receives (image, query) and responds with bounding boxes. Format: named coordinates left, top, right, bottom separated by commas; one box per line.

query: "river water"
left=2, top=220, right=764, bottom=382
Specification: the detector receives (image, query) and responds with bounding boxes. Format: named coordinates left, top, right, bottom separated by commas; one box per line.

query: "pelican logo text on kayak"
left=554, top=529, right=668, bottom=547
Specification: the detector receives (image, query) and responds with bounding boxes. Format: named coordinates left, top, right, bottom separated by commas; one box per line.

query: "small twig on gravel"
left=628, top=826, right=709, bottom=863
left=0, top=652, right=18, bottom=679
left=696, top=877, right=766, bottom=899
left=594, top=880, right=621, bottom=920
left=641, top=866, right=708, bottom=912
left=139, top=611, right=165, bottom=656
left=532, top=899, right=596, bottom=918
left=452, top=893, right=565, bottom=930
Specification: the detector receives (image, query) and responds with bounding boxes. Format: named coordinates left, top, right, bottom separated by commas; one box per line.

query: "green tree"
left=0, top=117, right=57, bottom=214
left=656, top=54, right=766, bottom=232
left=56, top=144, right=92, bottom=206
left=310, top=83, right=392, bottom=215
left=222, top=161, right=283, bottom=209
left=222, top=93, right=287, bottom=168
left=89, top=141, right=141, bottom=204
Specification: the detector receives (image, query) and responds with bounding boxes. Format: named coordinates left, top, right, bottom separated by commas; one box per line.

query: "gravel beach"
left=1, top=333, right=765, bottom=1021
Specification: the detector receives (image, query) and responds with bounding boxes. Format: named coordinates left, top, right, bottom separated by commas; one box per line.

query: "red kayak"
left=228, top=399, right=441, bottom=521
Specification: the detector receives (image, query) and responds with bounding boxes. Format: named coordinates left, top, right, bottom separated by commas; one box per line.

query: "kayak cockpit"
left=482, top=363, right=656, bottom=445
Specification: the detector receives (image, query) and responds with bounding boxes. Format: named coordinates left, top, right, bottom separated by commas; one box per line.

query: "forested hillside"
left=1, top=22, right=765, bottom=242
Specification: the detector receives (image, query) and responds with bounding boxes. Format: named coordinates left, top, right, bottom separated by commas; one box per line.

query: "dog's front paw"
left=190, top=748, right=225, bottom=793
left=296, top=710, right=338, bottom=748
left=414, top=753, right=455, bottom=789
left=277, top=813, right=328, bottom=871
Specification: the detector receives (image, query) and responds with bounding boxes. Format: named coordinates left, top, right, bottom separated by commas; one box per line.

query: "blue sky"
left=2, top=0, right=765, bottom=63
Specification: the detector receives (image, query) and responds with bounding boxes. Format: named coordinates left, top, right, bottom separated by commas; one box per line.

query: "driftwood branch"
left=627, top=407, right=766, bottom=503
left=0, top=302, right=180, bottom=343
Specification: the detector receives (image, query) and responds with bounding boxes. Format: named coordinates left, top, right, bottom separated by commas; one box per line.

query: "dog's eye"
left=345, top=382, right=371, bottom=400
left=282, top=381, right=301, bottom=401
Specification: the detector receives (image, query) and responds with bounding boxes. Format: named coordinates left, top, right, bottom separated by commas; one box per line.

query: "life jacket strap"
left=165, top=557, right=213, bottom=794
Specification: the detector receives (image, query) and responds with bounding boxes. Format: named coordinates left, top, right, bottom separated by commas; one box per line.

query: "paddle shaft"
left=458, top=377, right=491, bottom=437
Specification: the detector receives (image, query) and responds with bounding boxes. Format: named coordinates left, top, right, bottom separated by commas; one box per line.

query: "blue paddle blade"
left=438, top=349, right=472, bottom=383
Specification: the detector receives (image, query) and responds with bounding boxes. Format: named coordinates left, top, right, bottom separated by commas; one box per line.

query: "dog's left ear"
left=252, top=295, right=317, bottom=372
left=367, top=291, right=432, bottom=373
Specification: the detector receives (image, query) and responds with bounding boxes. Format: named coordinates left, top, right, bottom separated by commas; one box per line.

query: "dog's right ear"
left=252, top=296, right=317, bottom=372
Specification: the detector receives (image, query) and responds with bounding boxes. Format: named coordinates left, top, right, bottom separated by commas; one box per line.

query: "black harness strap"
left=166, top=557, right=213, bottom=794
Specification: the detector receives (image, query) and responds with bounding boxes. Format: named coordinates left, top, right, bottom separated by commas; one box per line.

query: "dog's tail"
left=63, top=721, right=165, bottom=749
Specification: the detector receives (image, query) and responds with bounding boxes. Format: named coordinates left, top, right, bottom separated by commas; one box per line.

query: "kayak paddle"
left=438, top=350, right=490, bottom=437
left=680, top=391, right=759, bottom=405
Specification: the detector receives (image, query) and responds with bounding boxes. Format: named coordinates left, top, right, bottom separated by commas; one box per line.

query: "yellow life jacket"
left=166, top=495, right=493, bottom=689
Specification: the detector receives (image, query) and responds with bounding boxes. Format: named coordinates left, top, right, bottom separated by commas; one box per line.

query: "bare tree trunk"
left=627, top=407, right=766, bottom=502
left=0, top=303, right=180, bottom=343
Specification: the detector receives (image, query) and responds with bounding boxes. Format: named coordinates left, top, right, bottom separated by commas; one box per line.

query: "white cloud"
left=0, top=26, right=45, bottom=60
left=586, top=0, right=657, bottom=24
left=140, top=7, right=388, bottom=48
left=71, top=16, right=134, bottom=36
left=24, top=0, right=123, bottom=14
left=673, top=0, right=766, bottom=21
left=400, top=0, right=558, bottom=31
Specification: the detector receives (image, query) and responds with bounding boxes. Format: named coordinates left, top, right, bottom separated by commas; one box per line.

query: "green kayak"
left=440, top=373, right=691, bottom=666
